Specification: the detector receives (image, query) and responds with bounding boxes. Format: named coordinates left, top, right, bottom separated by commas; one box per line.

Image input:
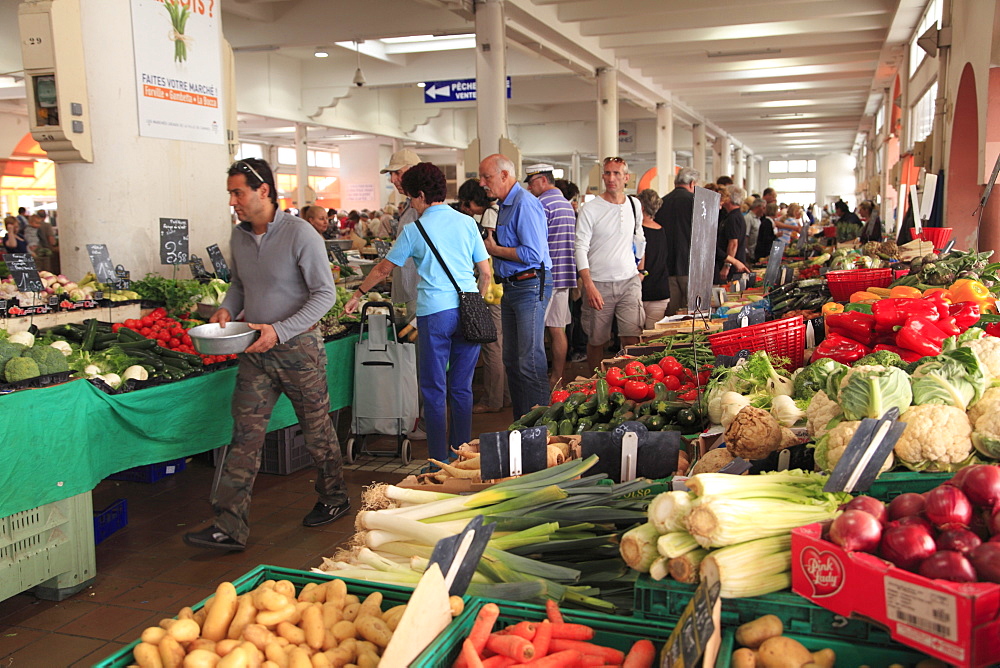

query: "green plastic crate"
left=634, top=575, right=884, bottom=642
left=418, top=597, right=676, bottom=668
left=715, top=627, right=929, bottom=667
left=866, top=471, right=953, bottom=502
left=92, top=564, right=468, bottom=668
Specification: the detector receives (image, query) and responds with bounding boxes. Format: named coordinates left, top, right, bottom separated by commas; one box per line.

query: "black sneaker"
left=303, top=500, right=351, bottom=528
left=183, top=526, right=245, bottom=551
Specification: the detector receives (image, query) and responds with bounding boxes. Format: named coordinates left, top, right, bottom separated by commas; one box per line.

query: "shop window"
left=768, top=161, right=788, bottom=173
left=788, top=160, right=808, bottom=173
left=912, top=81, right=937, bottom=145
left=237, top=143, right=264, bottom=160
left=277, top=147, right=297, bottom=165
left=909, top=0, right=942, bottom=77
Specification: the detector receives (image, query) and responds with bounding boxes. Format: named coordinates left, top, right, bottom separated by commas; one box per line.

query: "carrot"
left=532, top=620, right=553, bottom=659
left=482, top=657, right=517, bottom=668
left=548, top=640, right=624, bottom=665
left=622, top=639, right=655, bottom=668
left=507, top=621, right=537, bottom=640
left=510, top=649, right=583, bottom=668
left=487, top=634, right=536, bottom=663
left=550, top=623, right=595, bottom=640
left=579, top=656, right=606, bottom=667
left=455, top=603, right=500, bottom=668
left=462, top=638, right=485, bottom=668
left=545, top=599, right=564, bottom=624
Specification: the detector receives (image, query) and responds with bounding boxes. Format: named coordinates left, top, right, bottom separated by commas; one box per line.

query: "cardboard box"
left=652, top=318, right=725, bottom=334
left=792, top=522, right=1000, bottom=667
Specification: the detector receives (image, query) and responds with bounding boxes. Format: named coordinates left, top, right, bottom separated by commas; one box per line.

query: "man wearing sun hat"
left=525, top=163, right=576, bottom=387
left=381, top=149, right=423, bottom=317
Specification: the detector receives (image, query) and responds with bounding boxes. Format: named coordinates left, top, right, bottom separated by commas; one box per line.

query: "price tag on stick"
left=660, top=560, right=722, bottom=667
left=581, top=422, right=680, bottom=482
left=86, top=244, right=116, bottom=284
left=824, top=407, right=906, bottom=493
left=478, top=427, right=549, bottom=480
left=189, top=254, right=211, bottom=279
left=426, top=515, right=496, bottom=597
left=3, top=254, right=43, bottom=293
left=330, top=245, right=350, bottom=266
left=159, top=217, right=189, bottom=265
left=374, top=240, right=392, bottom=260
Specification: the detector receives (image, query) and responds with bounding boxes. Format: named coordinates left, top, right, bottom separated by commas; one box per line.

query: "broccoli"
left=22, top=345, right=69, bottom=375
left=4, top=356, right=40, bottom=383
left=854, top=350, right=907, bottom=369
left=792, top=358, right=848, bottom=401
left=0, top=340, right=22, bottom=373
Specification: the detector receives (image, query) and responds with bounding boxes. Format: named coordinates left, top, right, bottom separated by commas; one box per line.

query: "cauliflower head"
left=963, top=337, right=1000, bottom=380
left=968, top=387, right=1000, bottom=427
left=893, top=404, right=973, bottom=471
left=972, top=411, right=1000, bottom=460
left=814, top=420, right=895, bottom=474
left=806, top=390, right=843, bottom=440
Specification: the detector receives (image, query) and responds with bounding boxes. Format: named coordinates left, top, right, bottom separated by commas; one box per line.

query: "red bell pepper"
left=986, top=322, right=1000, bottom=338
left=896, top=316, right=949, bottom=357
left=923, top=293, right=952, bottom=321
left=949, top=301, right=981, bottom=331
left=873, top=343, right=925, bottom=363
left=934, top=317, right=961, bottom=337
left=812, top=333, right=871, bottom=365
left=872, top=298, right=939, bottom=330
left=825, top=311, right=876, bottom=347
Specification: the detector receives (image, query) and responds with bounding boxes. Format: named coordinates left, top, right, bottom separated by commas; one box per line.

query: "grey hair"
left=726, top=185, right=746, bottom=207
left=748, top=197, right=765, bottom=210
left=489, top=154, right=516, bottom=179
left=675, top=167, right=699, bottom=186
left=637, top=189, right=662, bottom=217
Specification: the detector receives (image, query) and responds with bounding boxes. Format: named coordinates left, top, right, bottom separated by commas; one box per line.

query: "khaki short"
left=582, top=275, right=644, bottom=345
left=643, top=299, right=670, bottom=329
left=544, top=288, right=572, bottom=328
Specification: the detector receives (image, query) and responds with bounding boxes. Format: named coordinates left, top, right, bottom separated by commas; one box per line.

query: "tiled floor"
left=0, top=401, right=519, bottom=667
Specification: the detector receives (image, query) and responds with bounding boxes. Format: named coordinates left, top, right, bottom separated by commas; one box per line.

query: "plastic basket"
left=262, top=425, right=312, bottom=475
left=866, top=471, right=953, bottom=502
left=715, top=627, right=927, bottom=667
left=93, top=498, right=127, bottom=545
left=707, top=316, right=806, bottom=370
left=424, top=597, right=676, bottom=668
left=825, top=268, right=894, bottom=301
left=107, top=457, right=186, bottom=483
left=913, top=226, right=953, bottom=249
left=94, top=564, right=470, bottom=668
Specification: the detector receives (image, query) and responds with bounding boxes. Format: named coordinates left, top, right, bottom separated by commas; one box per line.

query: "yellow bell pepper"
left=950, top=279, right=991, bottom=304
left=822, top=302, right=845, bottom=315
left=850, top=291, right=882, bottom=303
left=889, top=285, right=923, bottom=299
left=923, top=287, right=954, bottom=303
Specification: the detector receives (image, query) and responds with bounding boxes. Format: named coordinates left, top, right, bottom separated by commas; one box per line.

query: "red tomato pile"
left=114, top=307, right=237, bottom=365
left=551, top=356, right=712, bottom=404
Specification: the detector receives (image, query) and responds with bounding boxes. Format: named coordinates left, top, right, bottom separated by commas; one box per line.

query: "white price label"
left=884, top=576, right=957, bottom=642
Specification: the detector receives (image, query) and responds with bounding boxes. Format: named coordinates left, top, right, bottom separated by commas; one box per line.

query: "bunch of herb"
left=131, top=274, right=203, bottom=317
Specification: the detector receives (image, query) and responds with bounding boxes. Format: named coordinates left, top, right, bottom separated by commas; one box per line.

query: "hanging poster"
left=130, top=0, right=224, bottom=145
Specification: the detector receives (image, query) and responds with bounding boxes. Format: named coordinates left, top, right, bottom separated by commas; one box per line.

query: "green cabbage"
left=792, top=358, right=848, bottom=401
left=910, top=347, right=988, bottom=409
left=838, top=366, right=912, bottom=420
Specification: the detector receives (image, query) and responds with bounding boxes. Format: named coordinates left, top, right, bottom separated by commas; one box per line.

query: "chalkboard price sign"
left=86, top=244, right=116, bottom=284
left=159, top=217, right=190, bottom=265
left=188, top=254, right=211, bottom=279
left=763, top=239, right=787, bottom=286
left=206, top=244, right=230, bottom=281
left=329, top=245, right=350, bottom=266
left=3, top=254, right=44, bottom=293
left=373, top=240, right=392, bottom=260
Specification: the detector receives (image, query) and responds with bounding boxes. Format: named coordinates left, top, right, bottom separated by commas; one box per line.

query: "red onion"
left=970, top=543, right=1000, bottom=583
left=935, top=527, right=982, bottom=555
left=888, top=493, right=926, bottom=521
left=962, top=465, right=1000, bottom=509
left=829, top=510, right=883, bottom=553
left=880, top=523, right=937, bottom=570
left=845, top=496, right=887, bottom=525
left=949, top=465, right=975, bottom=489
left=989, top=508, right=1000, bottom=537
left=924, top=485, right=973, bottom=528
left=894, top=515, right=935, bottom=534
left=918, top=551, right=978, bottom=582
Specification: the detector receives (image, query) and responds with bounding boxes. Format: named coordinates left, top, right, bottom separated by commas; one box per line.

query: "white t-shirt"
left=575, top=195, right=644, bottom=282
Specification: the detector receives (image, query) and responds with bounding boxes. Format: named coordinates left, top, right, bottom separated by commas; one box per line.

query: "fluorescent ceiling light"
left=741, top=89, right=796, bottom=97
left=760, top=99, right=813, bottom=108
left=761, top=113, right=805, bottom=119
left=707, top=47, right=780, bottom=58
left=381, top=35, right=435, bottom=44
left=417, top=82, right=426, bottom=88
left=314, top=47, right=329, bottom=58
left=773, top=131, right=821, bottom=137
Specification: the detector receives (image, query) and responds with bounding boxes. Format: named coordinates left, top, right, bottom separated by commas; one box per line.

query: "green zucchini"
left=80, top=319, right=99, bottom=351
left=542, top=401, right=565, bottom=422
left=115, top=339, right=159, bottom=350
left=593, top=423, right=612, bottom=432
left=575, top=417, right=594, bottom=433
left=116, top=327, right=145, bottom=342
left=652, top=382, right=669, bottom=402
left=595, top=379, right=609, bottom=406
left=635, top=400, right=654, bottom=417
left=613, top=400, right=636, bottom=418
left=647, top=415, right=666, bottom=431
left=557, top=419, right=575, bottom=436
left=519, top=405, right=548, bottom=427
left=564, top=392, right=587, bottom=411
left=577, top=394, right=599, bottom=417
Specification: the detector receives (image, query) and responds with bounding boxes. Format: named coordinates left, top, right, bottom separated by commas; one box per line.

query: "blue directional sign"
left=423, top=77, right=511, bottom=103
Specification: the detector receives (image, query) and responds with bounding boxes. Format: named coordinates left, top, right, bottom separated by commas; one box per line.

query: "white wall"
left=816, top=154, right=858, bottom=207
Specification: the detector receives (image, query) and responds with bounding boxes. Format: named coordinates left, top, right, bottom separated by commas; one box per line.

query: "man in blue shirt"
left=479, top=154, right=553, bottom=419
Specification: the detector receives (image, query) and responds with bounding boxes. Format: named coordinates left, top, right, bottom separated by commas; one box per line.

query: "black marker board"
left=86, top=244, right=116, bottom=284
left=159, top=218, right=189, bottom=265
left=374, top=240, right=392, bottom=261
left=206, top=244, right=230, bottom=281
left=3, top=254, right=43, bottom=293
left=763, top=239, right=787, bottom=286
left=189, top=255, right=211, bottom=279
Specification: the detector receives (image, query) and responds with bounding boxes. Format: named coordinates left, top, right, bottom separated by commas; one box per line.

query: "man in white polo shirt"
left=575, top=157, right=646, bottom=372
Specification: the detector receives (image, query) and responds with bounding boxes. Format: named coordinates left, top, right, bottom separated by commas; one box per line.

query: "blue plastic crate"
left=107, top=458, right=186, bottom=483
left=93, top=498, right=127, bottom=545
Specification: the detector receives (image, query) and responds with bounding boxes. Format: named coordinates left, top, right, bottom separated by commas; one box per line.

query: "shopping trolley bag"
left=352, top=303, right=418, bottom=437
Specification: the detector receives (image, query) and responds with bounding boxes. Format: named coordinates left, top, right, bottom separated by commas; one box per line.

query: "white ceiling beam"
left=552, top=0, right=840, bottom=22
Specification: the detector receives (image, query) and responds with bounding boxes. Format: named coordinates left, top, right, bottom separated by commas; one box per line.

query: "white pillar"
left=716, top=134, right=732, bottom=180
left=692, top=123, right=707, bottom=180
left=50, top=0, right=231, bottom=279
left=734, top=147, right=745, bottom=190
left=571, top=151, right=581, bottom=188
left=880, top=88, right=892, bottom=223
left=745, top=153, right=755, bottom=194
left=339, top=139, right=383, bottom=212
left=295, top=122, right=308, bottom=209
left=596, top=67, right=618, bottom=162
left=656, top=102, right=674, bottom=193
left=475, top=0, right=507, bottom=159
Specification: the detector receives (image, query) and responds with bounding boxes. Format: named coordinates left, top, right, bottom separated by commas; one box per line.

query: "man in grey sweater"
left=184, top=158, right=349, bottom=551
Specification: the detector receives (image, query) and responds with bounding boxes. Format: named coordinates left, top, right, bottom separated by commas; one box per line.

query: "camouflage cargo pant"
left=212, top=329, right=347, bottom=543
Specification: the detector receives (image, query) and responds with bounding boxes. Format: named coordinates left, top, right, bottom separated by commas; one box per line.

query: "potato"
left=331, top=620, right=356, bottom=642
left=340, top=603, right=360, bottom=622
left=354, top=616, right=391, bottom=649
left=178, top=607, right=196, bottom=621
left=274, top=580, right=296, bottom=600
left=287, top=647, right=312, bottom=668
left=134, top=641, right=165, bottom=668
left=344, top=595, right=360, bottom=606
left=811, top=649, right=836, bottom=668
left=257, top=604, right=297, bottom=628
left=322, top=630, right=337, bottom=651
left=264, top=641, right=289, bottom=668
left=204, top=583, right=240, bottom=642
left=277, top=621, right=306, bottom=646
left=169, top=618, right=202, bottom=643
left=298, top=583, right=320, bottom=603
left=448, top=596, right=464, bottom=617
left=217, top=646, right=250, bottom=668
left=263, top=662, right=281, bottom=668
left=159, top=635, right=186, bottom=668
left=238, top=640, right=264, bottom=668
left=338, top=639, right=357, bottom=662
left=229, top=594, right=260, bottom=640
left=260, top=590, right=292, bottom=612
left=142, top=626, right=168, bottom=645
left=322, top=602, right=343, bottom=629
left=353, top=641, right=376, bottom=657
left=355, top=652, right=378, bottom=668
left=189, top=639, right=218, bottom=654
left=326, top=580, right=347, bottom=608
left=311, top=653, right=333, bottom=668
left=756, top=636, right=813, bottom=668
left=252, top=581, right=277, bottom=609
left=300, top=604, right=325, bottom=650
left=183, top=649, right=221, bottom=668
left=324, top=648, right=352, bottom=668
left=216, top=639, right=241, bottom=656
left=736, top=614, right=784, bottom=649
left=242, top=625, right=274, bottom=652
left=731, top=647, right=757, bottom=668
left=381, top=606, right=405, bottom=632
left=355, top=592, right=382, bottom=620
left=193, top=607, right=210, bottom=628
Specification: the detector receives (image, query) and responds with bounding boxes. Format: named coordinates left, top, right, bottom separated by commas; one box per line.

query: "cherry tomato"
left=679, top=389, right=700, bottom=401
left=551, top=390, right=571, bottom=403
left=681, top=368, right=697, bottom=384
left=140, top=327, right=152, bottom=337
left=124, top=319, right=139, bottom=329
left=658, top=356, right=683, bottom=377
left=646, top=383, right=658, bottom=400
left=605, top=366, right=626, bottom=388
left=624, top=360, right=647, bottom=378
left=151, top=307, right=167, bottom=318
left=697, top=369, right=713, bottom=385
left=662, top=374, right=681, bottom=391
left=678, top=382, right=695, bottom=392
left=645, top=364, right=664, bottom=381
left=622, top=379, right=650, bottom=402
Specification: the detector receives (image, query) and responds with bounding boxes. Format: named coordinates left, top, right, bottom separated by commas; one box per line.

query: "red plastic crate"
left=707, top=315, right=806, bottom=369
left=913, top=226, right=953, bottom=249
left=826, top=268, right=894, bottom=301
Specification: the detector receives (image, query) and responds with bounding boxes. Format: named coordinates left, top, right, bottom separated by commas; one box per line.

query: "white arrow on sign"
left=425, top=83, right=451, bottom=100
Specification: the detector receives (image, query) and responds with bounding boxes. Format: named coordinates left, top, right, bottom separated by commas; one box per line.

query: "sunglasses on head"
left=232, top=160, right=265, bottom=183
left=603, top=157, right=626, bottom=164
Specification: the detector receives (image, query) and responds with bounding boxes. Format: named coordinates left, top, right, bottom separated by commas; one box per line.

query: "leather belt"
left=501, top=270, right=537, bottom=284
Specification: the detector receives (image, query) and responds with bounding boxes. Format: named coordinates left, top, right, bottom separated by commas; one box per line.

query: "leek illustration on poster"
left=131, top=0, right=224, bottom=144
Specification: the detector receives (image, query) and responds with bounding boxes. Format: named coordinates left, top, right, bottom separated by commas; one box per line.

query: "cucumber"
left=116, top=327, right=145, bottom=342
left=80, top=319, right=99, bottom=351
left=558, top=419, right=575, bottom=436
left=542, top=402, right=565, bottom=423
left=538, top=419, right=558, bottom=435
left=652, top=382, right=670, bottom=402
left=647, top=415, right=666, bottom=431
left=613, top=400, right=636, bottom=418
left=595, top=379, right=609, bottom=406
left=577, top=394, right=599, bottom=417
left=635, top=400, right=654, bottom=417
left=519, top=405, right=548, bottom=427
left=158, top=348, right=202, bottom=365
left=116, top=339, right=159, bottom=350
left=564, top=392, right=587, bottom=411
left=653, top=400, right=688, bottom=420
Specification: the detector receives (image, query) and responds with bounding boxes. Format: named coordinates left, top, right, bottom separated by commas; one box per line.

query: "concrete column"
left=734, top=147, right=745, bottom=190
left=596, top=67, right=618, bottom=162
left=339, top=138, right=382, bottom=212
left=571, top=151, right=581, bottom=189
left=880, top=88, right=892, bottom=223
left=655, top=102, right=674, bottom=193
left=932, top=0, right=952, bottom=173
left=715, top=134, right=732, bottom=180
left=47, top=0, right=231, bottom=279
left=745, top=154, right=755, bottom=194
left=692, top=123, right=707, bottom=180
left=295, top=122, right=308, bottom=209
left=475, top=0, right=508, bottom=159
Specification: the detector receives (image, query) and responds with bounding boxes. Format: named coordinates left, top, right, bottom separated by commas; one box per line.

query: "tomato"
left=697, top=369, right=713, bottom=385
left=151, top=307, right=167, bottom=318
left=622, top=379, right=650, bottom=402
left=140, top=316, right=153, bottom=326
left=645, top=364, right=664, bottom=381
left=624, top=360, right=647, bottom=378
left=658, top=356, right=683, bottom=377
left=605, top=366, right=627, bottom=388
left=662, top=374, right=681, bottom=391
left=681, top=368, right=697, bottom=384
left=679, top=389, right=700, bottom=401
left=678, top=383, right=694, bottom=392
left=140, top=327, right=152, bottom=337
left=124, top=319, right=139, bottom=329
left=551, top=390, right=571, bottom=403
left=111, top=323, right=122, bottom=333
left=646, top=383, right=658, bottom=400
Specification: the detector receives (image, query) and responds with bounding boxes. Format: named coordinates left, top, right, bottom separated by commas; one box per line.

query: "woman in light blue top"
left=345, top=163, right=491, bottom=462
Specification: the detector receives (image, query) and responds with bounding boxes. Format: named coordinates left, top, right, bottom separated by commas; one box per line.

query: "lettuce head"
left=910, top=347, right=988, bottom=409
left=838, top=365, right=912, bottom=421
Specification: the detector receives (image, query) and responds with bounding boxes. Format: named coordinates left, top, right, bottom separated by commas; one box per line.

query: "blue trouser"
left=417, top=307, right=480, bottom=461
left=501, top=274, right=553, bottom=420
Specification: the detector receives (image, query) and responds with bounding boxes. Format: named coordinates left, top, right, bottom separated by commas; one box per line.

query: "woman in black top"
left=755, top=202, right=778, bottom=262
left=638, top=189, right=670, bottom=328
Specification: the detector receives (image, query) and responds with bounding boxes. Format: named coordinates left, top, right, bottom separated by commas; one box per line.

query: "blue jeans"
left=501, top=275, right=553, bottom=419
left=416, top=307, right=480, bottom=461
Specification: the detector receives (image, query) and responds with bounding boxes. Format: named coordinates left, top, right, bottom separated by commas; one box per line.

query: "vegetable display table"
left=0, top=335, right=358, bottom=518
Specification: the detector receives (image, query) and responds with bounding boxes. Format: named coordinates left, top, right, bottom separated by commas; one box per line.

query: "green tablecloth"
left=0, top=335, right=358, bottom=518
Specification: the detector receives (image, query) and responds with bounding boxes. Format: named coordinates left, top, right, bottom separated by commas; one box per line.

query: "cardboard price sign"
left=159, top=217, right=190, bottom=265
left=206, top=244, right=230, bottom=281
left=3, top=253, right=43, bottom=293
left=86, top=244, right=116, bottom=284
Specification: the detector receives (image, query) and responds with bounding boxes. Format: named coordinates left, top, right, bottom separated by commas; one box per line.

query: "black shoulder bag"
left=414, top=220, right=497, bottom=344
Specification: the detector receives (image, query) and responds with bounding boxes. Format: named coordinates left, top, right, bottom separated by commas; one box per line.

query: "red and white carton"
left=792, top=522, right=1000, bottom=668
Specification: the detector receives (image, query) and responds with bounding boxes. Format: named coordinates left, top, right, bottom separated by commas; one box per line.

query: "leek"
left=648, top=491, right=694, bottom=533
left=686, top=496, right=843, bottom=548
left=423, top=485, right=567, bottom=523
left=668, top=548, right=708, bottom=584
left=656, top=532, right=700, bottom=559
left=619, top=522, right=660, bottom=573
left=687, top=469, right=839, bottom=499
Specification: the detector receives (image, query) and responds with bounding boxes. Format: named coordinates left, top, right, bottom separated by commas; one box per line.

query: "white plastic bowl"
left=188, top=322, right=259, bottom=355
